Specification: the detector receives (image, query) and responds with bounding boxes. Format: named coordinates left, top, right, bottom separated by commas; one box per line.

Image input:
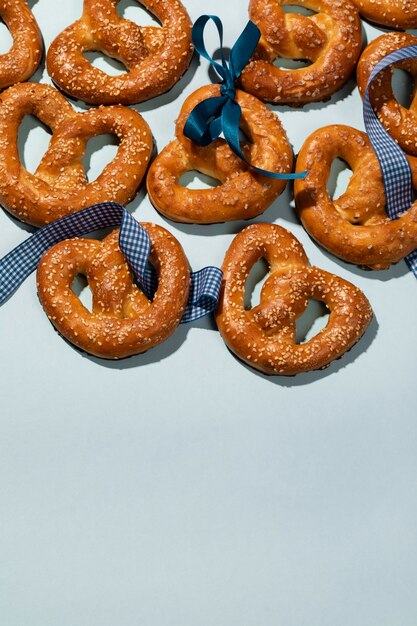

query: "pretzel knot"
left=146, top=85, right=293, bottom=224
left=0, top=83, right=153, bottom=227
left=37, top=225, right=190, bottom=359
left=46, top=0, right=193, bottom=105
left=240, top=0, right=362, bottom=105
left=216, top=223, right=372, bottom=375
left=357, top=32, right=417, bottom=157
left=351, top=0, right=417, bottom=29
left=0, top=0, right=42, bottom=89
left=295, top=125, right=417, bottom=269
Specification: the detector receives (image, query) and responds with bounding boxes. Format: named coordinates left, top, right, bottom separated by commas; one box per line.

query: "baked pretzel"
left=240, top=0, right=362, bottom=105
left=0, top=82, right=152, bottom=227
left=146, top=85, right=293, bottom=223
left=294, top=125, right=417, bottom=269
left=357, top=33, right=417, bottom=157
left=0, top=0, right=42, bottom=90
left=216, top=223, right=372, bottom=376
left=37, top=225, right=190, bottom=359
left=350, top=0, right=417, bottom=29
left=46, top=0, right=193, bottom=105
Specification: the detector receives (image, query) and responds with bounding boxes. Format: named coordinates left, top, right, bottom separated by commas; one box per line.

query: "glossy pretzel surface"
left=46, top=0, right=193, bottom=105
left=37, top=225, right=190, bottom=359
left=0, top=83, right=152, bottom=226
left=0, top=0, right=42, bottom=89
left=351, top=0, right=417, bottom=28
left=357, top=32, right=417, bottom=158
left=240, top=0, right=362, bottom=105
left=216, top=223, right=372, bottom=375
left=295, top=124, right=417, bottom=269
left=146, top=85, right=293, bottom=223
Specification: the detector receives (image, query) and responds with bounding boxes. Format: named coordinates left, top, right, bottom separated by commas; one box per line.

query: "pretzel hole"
left=273, top=57, right=311, bottom=69
left=71, top=274, right=93, bottom=311
left=83, top=51, right=128, bottom=76
left=244, top=258, right=269, bottom=310
left=179, top=171, right=221, bottom=190
left=18, top=116, right=52, bottom=174
left=274, top=5, right=316, bottom=68
left=117, top=0, right=162, bottom=27
left=391, top=68, right=415, bottom=108
left=326, top=158, right=351, bottom=201
left=0, top=20, right=13, bottom=54
left=82, top=135, right=120, bottom=182
left=295, top=299, right=329, bottom=344
left=282, top=5, right=315, bottom=16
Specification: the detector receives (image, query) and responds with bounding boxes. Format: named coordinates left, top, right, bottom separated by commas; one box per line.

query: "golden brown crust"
left=351, top=0, right=417, bottom=29
left=146, top=85, right=293, bottom=223
left=357, top=32, right=417, bottom=157
left=215, top=223, right=373, bottom=376
left=240, top=0, right=362, bottom=105
left=46, top=0, right=193, bottom=105
left=37, top=224, right=190, bottom=359
left=0, top=0, right=43, bottom=89
left=294, top=124, right=417, bottom=269
left=0, top=82, right=153, bottom=226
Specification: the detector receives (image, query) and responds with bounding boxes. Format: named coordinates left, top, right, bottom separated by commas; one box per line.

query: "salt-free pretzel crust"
left=146, top=85, right=293, bottom=223
left=216, top=223, right=372, bottom=375
left=37, top=225, right=190, bottom=359
left=0, top=82, right=153, bottom=226
left=240, top=0, right=362, bottom=105
left=46, top=0, right=193, bottom=105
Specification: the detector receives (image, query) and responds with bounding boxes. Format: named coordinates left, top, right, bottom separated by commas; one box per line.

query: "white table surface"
left=1, top=1, right=417, bottom=625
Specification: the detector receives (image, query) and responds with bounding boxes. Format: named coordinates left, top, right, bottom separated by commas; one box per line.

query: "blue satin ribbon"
left=184, top=15, right=306, bottom=181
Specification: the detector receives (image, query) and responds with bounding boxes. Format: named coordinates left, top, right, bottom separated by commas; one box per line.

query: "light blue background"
left=1, top=1, right=417, bottom=625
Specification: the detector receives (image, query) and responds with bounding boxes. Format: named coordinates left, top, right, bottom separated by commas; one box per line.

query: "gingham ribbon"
left=0, top=202, right=223, bottom=323
left=363, top=44, right=417, bottom=275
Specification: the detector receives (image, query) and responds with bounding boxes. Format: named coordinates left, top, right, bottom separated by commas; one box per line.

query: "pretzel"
left=0, top=0, right=42, bottom=90
left=0, top=82, right=152, bottom=227
left=216, top=223, right=372, bottom=376
left=146, top=85, right=293, bottom=223
left=350, top=0, right=417, bottom=29
left=357, top=32, right=417, bottom=157
left=46, top=0, right=193, bottom=105
left=239, top=0, right=362, bottom=106
left=294, top=125, right=417, bottom=269
left=37, top=225, right=190, bottom=359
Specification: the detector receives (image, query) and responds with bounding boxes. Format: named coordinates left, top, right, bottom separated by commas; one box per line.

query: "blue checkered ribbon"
left=363, top=44, right=417, bottom=275
left=184, top=15, right=307, bottom=181
left=0, top=202, right=222, bottom=323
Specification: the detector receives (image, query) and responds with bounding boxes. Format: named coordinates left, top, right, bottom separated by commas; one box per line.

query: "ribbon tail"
left=181, top=266, right=223, bottom=323
left=229, top=20, right=261, bottom=78
left=221, top=98, right=306, bottom=180
left=405, top=250, right=417, bottom=278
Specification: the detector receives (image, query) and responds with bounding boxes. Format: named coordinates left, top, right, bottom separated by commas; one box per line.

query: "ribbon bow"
left=363, top=44, right=417, bottom=277
left=184, top=15, right=306, bottom=180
